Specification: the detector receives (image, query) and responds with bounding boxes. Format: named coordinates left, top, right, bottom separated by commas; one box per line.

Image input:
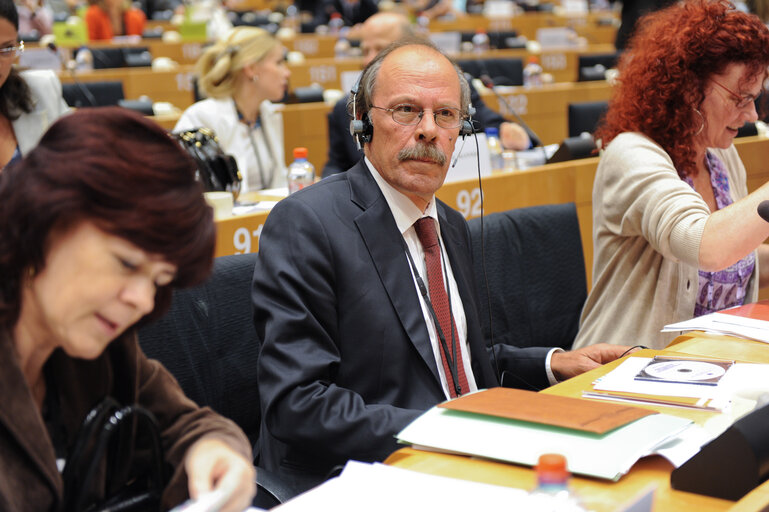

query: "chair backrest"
left=86, top=47, right=152, bottom=69
left=137, top=252, right=261, bottom=445
left=459, top=30, right=521, bottom=49
left=467, top=203, right=586, bottom=351
left=577, top=52, right=620, bottom=81
left=457, top=57, right=524, bottom=86
left=568, top=100, right=608, bottom=138
left=62, top=81, right=125, bottom=108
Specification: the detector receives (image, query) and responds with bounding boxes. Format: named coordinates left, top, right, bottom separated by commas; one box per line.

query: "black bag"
left=172, top=128, right=242, bottom=199
left=62, top=397, right=168, bottom=512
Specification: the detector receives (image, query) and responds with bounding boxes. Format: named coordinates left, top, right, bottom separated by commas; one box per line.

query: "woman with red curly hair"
left=573, top=0, right=769, bottom=350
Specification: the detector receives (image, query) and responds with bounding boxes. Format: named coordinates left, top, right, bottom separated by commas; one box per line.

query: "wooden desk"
left=386, top=332, right=769, bottom=511
left=287, top=44, right=617, bottom=90
left=58, top=64, right=197, bottom=109
left=478, top=80, right=614, bottom=145
left=429, top=11, right=618, bottom=43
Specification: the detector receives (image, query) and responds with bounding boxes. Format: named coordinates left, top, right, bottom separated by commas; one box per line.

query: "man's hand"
left=550, top=344, right=632, bottom=381
left=499, top=122, right=531, bottom=151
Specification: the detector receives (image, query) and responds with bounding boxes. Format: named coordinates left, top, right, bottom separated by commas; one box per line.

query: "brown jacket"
left=0, top=329, right=252, bottom=511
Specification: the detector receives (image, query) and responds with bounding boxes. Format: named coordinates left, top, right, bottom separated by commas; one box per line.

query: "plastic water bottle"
left=485, top=127, right=503, bottom=172
left=328, top=12, right=344, bottom=34
left=528, top=454, right=586, bottom=512
left=523, top=56, right=544, bottom=87
left=287, top=147, right=314, bottom=194
left=415, top=13, right=430, bottom=34
left=74, top=46, right=93, bottom=72
left=472, top=29, right=490, bottom=53
left=334, top=36, right=350, bottom=58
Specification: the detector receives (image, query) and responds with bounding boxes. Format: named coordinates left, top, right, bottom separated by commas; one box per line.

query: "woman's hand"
left=184, top=437, right=256, bottom=512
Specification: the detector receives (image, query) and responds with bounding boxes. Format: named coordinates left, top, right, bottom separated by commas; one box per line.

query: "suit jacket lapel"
left=348, top=163, right=442, bottom=384
left=0, top=331, right=62, bottom=499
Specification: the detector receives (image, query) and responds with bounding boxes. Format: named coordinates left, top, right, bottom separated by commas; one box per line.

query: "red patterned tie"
left=413, top=217, right=469, bottom=398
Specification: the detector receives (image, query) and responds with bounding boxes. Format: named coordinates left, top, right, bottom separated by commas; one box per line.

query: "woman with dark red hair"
left=0, top=107, right=255, bottom=510
left=573, top=0, right=769, bottom=350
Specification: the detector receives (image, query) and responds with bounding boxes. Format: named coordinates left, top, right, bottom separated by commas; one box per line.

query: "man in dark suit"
left=253, top=39, right=626, bottom=498
left=322, top=11, right=536, bottom=178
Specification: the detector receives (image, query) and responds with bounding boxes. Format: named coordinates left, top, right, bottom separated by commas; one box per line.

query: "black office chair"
left=577, top=52, right=620, bottom=82
left=457, top=57, right=524, bottom=86
left=75, top=46, right=152, bottom=69
left=62, top=81, right=125, bottom=108
left=468, top=203, right=587, bottom=358
left=138, top=252, right=290, bottom=508
left=737, top=122, right=758, bottom=138
left=460, top=30, right=523, bottom=49
left=568, top=100, right=609, bottom=138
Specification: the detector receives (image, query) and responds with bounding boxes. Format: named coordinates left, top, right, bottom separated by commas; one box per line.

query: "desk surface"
left=385, top=333, right=769, bottom=511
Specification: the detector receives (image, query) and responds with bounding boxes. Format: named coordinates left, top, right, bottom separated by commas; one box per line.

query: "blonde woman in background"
left=175, top=27, right=290, bottom=193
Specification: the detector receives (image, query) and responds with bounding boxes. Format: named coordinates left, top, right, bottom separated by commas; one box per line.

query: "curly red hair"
left=596, top=0, right=769, bottom=177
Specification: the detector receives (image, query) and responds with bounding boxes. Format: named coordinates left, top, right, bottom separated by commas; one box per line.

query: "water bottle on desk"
left=74, top=46, right=93, bottom=72
left=328, top=12, right=344, bottom=34
left=472, top=29, right=490, bottom=53
left=288, top=147, right=314, bottom=194
left=485, top=127, right=503, bottom=173
left=528, top=454, right=586, bottom=511
left=523, top=56, right=544, bottom=87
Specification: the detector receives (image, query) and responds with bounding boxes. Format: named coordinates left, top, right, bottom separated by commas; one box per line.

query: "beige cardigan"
left=572, top=132, right=758, bottom=350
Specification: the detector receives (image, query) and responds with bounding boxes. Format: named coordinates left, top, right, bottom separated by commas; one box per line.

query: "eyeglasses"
left=0, top=41, right=24, bottom=59
left=370, top=103, right=466, bottom=129
left=711, top=78, right=761, bottom=110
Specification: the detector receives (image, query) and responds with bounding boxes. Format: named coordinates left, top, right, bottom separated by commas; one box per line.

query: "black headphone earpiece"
left=459, top=104, right=476, bottom=138
left=349, top=76, right=373, bottom=149
left=349, top=114, right=373, bottom=147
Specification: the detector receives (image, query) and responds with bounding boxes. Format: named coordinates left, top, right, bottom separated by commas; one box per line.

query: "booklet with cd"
left=634, top=356, right=734, bottom=386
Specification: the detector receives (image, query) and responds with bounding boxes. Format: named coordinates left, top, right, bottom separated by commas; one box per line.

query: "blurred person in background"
left=0, top=0, right=67, bottom=170
left=14, top=0, right=53, bottom=36
left=175, top=26, right=290, bottom=193
left=84, top=0, right=146, bottom=40
left=574, top=0, right=769, bottom=350
left=0, top=107, right=256, bottom=511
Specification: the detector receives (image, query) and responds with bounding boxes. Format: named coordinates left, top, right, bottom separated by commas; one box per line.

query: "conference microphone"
left=52, top=43, right=99, bottom=108
left=479, top=74, right=543, bottom=148
left=758, top=200, right=769, bottom=223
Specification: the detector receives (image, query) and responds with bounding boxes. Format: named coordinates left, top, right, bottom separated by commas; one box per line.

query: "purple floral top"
left=684, top=152, right=755, bottom=317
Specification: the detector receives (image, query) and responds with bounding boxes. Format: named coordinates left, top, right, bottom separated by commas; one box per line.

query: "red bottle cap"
left=535, top=453, right=570, bottom=482
left=293, top=147, right=308, bottom=159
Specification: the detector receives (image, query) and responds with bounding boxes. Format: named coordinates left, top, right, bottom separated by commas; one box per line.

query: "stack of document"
left=662, top=300, right=769, bottom=343
left=589, top=356, right=769, bottom=412
left=396, top=388, right=692, bottom=481
left=274, top=460, right=533, bottom=511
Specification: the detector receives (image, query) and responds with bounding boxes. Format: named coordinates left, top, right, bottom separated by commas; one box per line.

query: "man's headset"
left=349, top=77, right=475, bottom=150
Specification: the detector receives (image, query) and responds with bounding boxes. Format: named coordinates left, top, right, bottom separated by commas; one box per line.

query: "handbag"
left=62, top=397, right=168, bottom=512
left=172, top=128, right=242, bottom=199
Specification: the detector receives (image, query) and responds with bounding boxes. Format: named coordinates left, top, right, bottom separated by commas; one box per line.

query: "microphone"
left=50, top=42, right=99, bottom=107
left=758, top=200, right=769, bottom=223
left=480, top=74, right=542, bottom=148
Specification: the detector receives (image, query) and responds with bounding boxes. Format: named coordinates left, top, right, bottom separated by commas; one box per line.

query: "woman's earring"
left=251, top=75, right=259, bottom=83
left=694, top=108, right=705, bottom=136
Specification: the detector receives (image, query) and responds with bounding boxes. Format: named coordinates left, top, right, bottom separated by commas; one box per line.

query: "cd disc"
left=643, top=360, right=726, bottom=382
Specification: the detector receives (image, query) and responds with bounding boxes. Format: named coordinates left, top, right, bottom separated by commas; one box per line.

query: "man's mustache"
left=397, top=144, right=447, bottom=166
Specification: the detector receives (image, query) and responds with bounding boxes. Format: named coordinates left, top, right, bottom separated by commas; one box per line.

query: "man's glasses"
left=370, top=103, right=467, bottom=129
left=711, top=78, right=761, bottom=110
left=0, top=41, right=24, bottom=59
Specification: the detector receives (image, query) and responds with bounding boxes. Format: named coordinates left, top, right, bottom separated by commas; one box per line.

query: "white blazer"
left=13, top=69, right=70, bottom=156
